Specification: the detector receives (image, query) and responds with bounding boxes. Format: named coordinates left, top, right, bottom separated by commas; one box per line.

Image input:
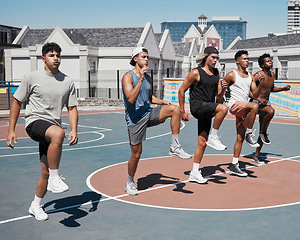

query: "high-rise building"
left=161, top=21, right=198, bottom=42
left=161, top=15, right=247, bottom=49
left=207, top=17, right=247, bottom=49
left=287, top=0, right=300, bottom=33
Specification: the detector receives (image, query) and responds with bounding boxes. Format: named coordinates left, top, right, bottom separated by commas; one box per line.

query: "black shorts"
left=26, top=120, right=55, bottom=159
left=190, top=101, right=218, bottom=119
left=190, top=101, right=218, bottom=135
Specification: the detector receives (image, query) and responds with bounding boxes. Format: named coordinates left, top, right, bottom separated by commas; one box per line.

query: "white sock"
left=172, top=134, right=179, bottom=146
left=210, top=128, right=218, bottom=137
left=232, top=157, right=239, bottom=164
left=49, top=169, right=59, bottom=179
left=192, top=162, right=200, bottom=173
left=246, top=128, right=252, bottom=134
left=128, top=176, right=134, bottom=184
left=32, top=195, right=42, bottom=206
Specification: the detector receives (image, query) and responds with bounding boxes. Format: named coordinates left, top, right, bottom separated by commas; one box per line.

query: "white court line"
left=1, top=154, right=299, bottom=225
left=0, top=132, right=105, bottom=150
left=0, top=121, right=186, bottom=158
left=86, top=154, right=300, bottom=212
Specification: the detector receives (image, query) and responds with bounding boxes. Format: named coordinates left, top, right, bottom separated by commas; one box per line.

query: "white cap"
left=130, top=47, right=147, bottom=66
left=131, top=47, right=144, bottom=58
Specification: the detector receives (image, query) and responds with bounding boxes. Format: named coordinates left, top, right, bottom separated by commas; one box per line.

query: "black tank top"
left=189, top=66, right=219, bottom=103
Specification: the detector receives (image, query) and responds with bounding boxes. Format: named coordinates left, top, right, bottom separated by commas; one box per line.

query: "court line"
left=0, top=154, right=299, bottom=225
left=86, top=154, right=300, bottom=212
left=0, top=132, right=105, bottom=150
left=0, top=121, right=186, bottom=158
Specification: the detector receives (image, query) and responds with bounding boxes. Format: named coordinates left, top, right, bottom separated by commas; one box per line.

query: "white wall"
left=12, top=58, right=30, bottom=81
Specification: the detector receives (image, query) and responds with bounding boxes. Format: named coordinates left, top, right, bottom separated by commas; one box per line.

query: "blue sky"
left=1, top=0, right=287, bottom=39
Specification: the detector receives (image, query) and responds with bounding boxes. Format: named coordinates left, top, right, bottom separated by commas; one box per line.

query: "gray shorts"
left=250, top=99, right=272, bottom=117
left=127, top=105, right=164, bottom=146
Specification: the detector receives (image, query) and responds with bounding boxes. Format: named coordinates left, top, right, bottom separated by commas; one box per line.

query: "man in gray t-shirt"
left=7, top=42, right=78, bottom=221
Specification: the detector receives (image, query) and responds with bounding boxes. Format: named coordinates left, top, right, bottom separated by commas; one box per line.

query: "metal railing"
left=0, top=81, right=22, bottom=110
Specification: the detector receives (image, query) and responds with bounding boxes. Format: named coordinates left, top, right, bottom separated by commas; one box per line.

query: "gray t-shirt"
left=14, top=69, right=78, bottom=127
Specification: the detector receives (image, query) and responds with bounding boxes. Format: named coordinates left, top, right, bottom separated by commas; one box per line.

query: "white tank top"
left=228, top=70, right=252, bottom=109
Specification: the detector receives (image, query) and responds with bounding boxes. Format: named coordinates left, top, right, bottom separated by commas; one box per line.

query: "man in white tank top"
left=223, top=50, right=264, bottom=177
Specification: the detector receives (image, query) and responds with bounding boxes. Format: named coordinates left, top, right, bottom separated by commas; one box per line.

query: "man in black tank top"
left=178, top=46, right=228, bottom=184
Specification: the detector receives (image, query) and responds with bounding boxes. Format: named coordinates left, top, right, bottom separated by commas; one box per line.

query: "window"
left=248, top=61, right=253, bottom=74
left=279, top=61, right=288, bottom=80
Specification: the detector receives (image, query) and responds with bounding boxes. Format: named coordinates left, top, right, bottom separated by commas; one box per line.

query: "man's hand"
left=221, top=79, right=228, bottom=91
left=180, top=111, right=190, bottom=121
left=257, top=97, right=268, bottom=105
left=284, top=85, right=291, bottom=91
left=68, top=130, right=78, bottom=145
left=139, top=66, right=149, bottom=81
left=162, top=100, right=172, bottom=105
left=7, top=130, right=17, bottom=148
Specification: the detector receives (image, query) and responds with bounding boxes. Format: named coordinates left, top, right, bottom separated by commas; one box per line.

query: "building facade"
left=207, top=16, right=247, bottom=49
left=4, top=23, right=185, bottom=99
left=161, top=21, right=198, bottom=42
left=287, top=0, right=300, bottom=33
left=161, top=15, right=247, bottom=49
left=0, top=25, right=22, bottom=83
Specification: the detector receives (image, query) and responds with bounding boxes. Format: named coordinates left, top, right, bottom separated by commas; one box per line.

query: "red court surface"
left=88, top=155, right=300, bottom=211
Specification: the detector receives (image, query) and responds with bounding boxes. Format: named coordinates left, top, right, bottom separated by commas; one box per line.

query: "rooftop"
left=21, top=27, right=145, bottom=48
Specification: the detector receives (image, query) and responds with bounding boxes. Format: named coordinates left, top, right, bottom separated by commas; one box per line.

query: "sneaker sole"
left=206, top=142, right=227, bottom=151
left=124, top=187, right=138, bottom=196
left=260, top=139, right=271, bottom=145
left=245, top=141, right=260, bottom=148
left=259, top=134, right=271, bottom=145
left=229, top=170, right=248, bottom=177
left=29, top=207, right=49, bottom=221
left=47, top=185, right=69, bottom=194
left=189, top=176, right=208, bottom=184
left=252, top=159, right=264, bottom=164
left=169, top=152, right=192, bottom=159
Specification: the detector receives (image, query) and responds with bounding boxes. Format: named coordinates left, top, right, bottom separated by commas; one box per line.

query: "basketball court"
left=0, top=109, right=299, bottom=240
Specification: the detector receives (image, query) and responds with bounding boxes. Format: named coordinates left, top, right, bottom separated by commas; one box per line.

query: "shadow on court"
left=184, top=161, right=258, bottom=184
left=43, top=191, right=102, bottom=227
left=243, top=152, right=282, bottom=162
left=137, top=173, right=194, bottom=194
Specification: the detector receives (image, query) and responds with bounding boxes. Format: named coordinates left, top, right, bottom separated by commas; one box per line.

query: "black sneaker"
left=259, top=132, right=271, bottom=145
left=252, top=156, right=265, bottom=164
left=229, top=163, right=248, bottom=177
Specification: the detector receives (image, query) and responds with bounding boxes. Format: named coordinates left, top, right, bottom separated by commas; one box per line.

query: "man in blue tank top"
left=122, top=47, right=191, bottom=195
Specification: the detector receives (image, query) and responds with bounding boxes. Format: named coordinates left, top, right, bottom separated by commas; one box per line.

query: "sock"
left=246, top=128, right=252, bottom=134
left=210, top=128, right=218, bottom=137
left=128, top=176, right=134, bottom=184
left=172, top=134, right=179, bottom=147
left=192, top=162, right=200, bottom=173
left=32, top=195, right=42, bottom=206
left=232, top=157, right=239, bottom=164
left=49, top=169, right=59, bottom=179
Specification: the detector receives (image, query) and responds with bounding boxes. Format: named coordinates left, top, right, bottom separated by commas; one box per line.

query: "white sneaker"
left=29, top=202, right=48, bottom=221
left=189, top=170, right=208, bottom=184
left=169, top=144, right=192, bottom=159
left=47, top=175, right=69, bottom=194
left=245, top=130, right=260, bottom=148
left=125, top=182, right=138, bottom=195
left=207, top=135, right=227, bottom=150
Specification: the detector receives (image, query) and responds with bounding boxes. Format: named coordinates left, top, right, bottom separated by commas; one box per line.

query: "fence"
left=1, top=67, right=300, bottom=114
left=0, top=81, right=23, bottom=110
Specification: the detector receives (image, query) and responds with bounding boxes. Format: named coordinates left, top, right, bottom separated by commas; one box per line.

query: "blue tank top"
left=123, top=70, right=152, bottom=126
